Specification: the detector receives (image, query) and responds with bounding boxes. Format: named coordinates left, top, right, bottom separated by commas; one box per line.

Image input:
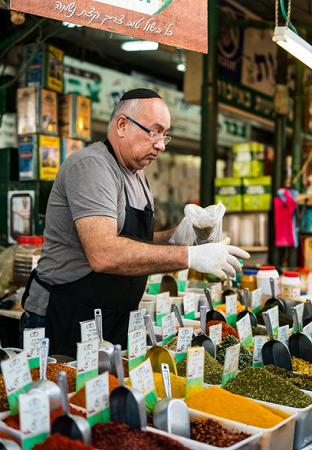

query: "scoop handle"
left=204, top=288, right=213, bottom=311
left=270, top=278, right=275, bottom=298
left=57, top=371, right=70, bottom=416
left=94, top=309, right=103, bottom=343
left=114, top=344, right=125, bottom=387
left=307, top=299, right=312, bottom=316
left=40, top=338, right=49, bottom=381
left=144, top=313, right=158, bottom=347
left=244, top=288, right=249, bottom=312
left=291, top=307, right=301, bottom=332
left=200, top=305, right=207, bottom=335
left=262, top=311, right=274, bottom=340
left=171, top=303, right=184, bottom=328
left=161, top=363, right=172, bottom=398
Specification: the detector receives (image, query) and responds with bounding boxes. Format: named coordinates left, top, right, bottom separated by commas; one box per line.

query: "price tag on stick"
left=156, top=292, right=170, bottom=327
left=80, top=319, right=98, bottom=342
left=161, top=312, right=176, bottom=344
left=176, top=327, right=193, bottom=364
left=19, top=392, right=50, bottom=450
left=222, top=343, right=240, bottom=387
left=129, top=359, right=157, bottom=413
left=236, top=314, right=253, bottom=347
left=86, top=372, right=110, bottom=426
left=183, top=293, right=196, bottom=319
left=185, top=347, right=204, bottom=398
left=277, top=325, right=289, bottom=347
left=76, top=338, right=99, bottom=392
left=226, top=294, right=237, bottom=327
left=127, top=326, right=147, bottom=371
left=23, top=328, right=45, bottom=369
left=253, top=336, right=268, bottom=368
left=209, top=323, right=222, bottom=346
left=128, top=309, right=146, bottom=333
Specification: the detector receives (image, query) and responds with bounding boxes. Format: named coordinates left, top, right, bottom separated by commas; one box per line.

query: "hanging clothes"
left=273, top=188, right=298, bottom=247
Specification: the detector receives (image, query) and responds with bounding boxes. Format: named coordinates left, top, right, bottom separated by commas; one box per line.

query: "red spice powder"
left=205, top=320, right=239, bottom=340
left=32, top=433, right=95, bottom=449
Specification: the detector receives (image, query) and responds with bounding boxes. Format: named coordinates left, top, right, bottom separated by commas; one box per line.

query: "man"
left=20, top=88, right=249, bottom=357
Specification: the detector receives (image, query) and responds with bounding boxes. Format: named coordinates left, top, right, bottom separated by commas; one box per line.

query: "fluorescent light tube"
left=121, top=41, right=159, bottom=52
left=272, top=26, right=312, bottom=69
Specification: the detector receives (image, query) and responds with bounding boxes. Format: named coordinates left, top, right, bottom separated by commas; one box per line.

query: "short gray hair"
left=108, top=98, right=145, bottom=132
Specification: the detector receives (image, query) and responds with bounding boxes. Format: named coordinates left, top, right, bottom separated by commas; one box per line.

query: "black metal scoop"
left=221, top=275, right=237, bottom=303
left=191, top=306, right=216, bottom=358
left=237, top=288, right=257, bottom=327
left=303, top=299, right=312, bottom=328
left=289, top=307, right=312, bottom=363
left=264, top=278, right=285, bottom=313
left=262, top=311, right=292, bottom=371
left=204, top=288, right=227, bottom=323
left=171, top=303, right=196, bottom=338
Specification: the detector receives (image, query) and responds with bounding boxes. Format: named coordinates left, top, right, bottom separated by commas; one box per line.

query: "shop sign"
left=10, top=0, right=207, bottom=53
left=217, top=113, right=250, bottom=146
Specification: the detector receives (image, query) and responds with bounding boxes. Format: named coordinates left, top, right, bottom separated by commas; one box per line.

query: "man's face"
left=120, top=98, right=171, bottom=172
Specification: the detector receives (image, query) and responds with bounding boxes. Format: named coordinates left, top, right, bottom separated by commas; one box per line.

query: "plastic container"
left=298, top=268, right=309, bottom=295
left=206, top=274, right=222, bottom=306
left=241, top=270, right=258, bottom=291
left=233, top=258, right=243, bottom=288
left=256, top=266, right=280, bottom=296
left=281, top=271, right=301, bottom=300
left=12, top=236, right=43, bottom=286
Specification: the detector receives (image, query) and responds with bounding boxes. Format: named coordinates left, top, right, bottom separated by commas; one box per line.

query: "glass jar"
left=241, top=269, right=258, bottom=291
left=281, top=271, right=301, bottom=300
left=256, top=266, right=280, bottom=296
left=13, top=236, right=44, bottom=286
left=206, top=273, right=222, bottom=306
left=298, top=268, right=309, bottom=294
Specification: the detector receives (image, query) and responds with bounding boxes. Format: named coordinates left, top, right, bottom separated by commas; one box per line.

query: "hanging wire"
left=279, top=0, right=298, bottom=33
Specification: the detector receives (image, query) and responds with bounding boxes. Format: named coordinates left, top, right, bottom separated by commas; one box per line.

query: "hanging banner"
left=10, top=0, right=207, bottom=53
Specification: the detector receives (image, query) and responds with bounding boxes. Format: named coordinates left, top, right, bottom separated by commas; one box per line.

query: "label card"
left=23, top=328, right=45, bottom=369
left=210, top=282, right=222, bottom=307
left=127, top=327, right=147, bottom=372
left=80, top=319, right=98, bottom=342
left=19, top=392, right=50, bottom=450
left=267, top=305, right=279, bottom=334
left=236, top=314, right=253, bottom=347
left=277, top=325, right=289, bottom=347
left=129, top=358, right=157, bottom=413
left=161, top=312, right=176, bottom=344
left=209, top=323, right=222, bottom=346
left=303, top=321, right=312, bottom=338
left=76, top=338, right=99, bottom=392
left=177, top=269, right=188, bottom=292
left=253, top=336, right=268, bottom=368
left=176, top=327, right=193, bottom=364
left=156, top=292, right=171, bottom=327
left=148, top=273, right=162, bottom=294
left=185, top=347, right=204, bottom=398
left=1, top=351, right=32, bottom=414
left=225, top=294, right=238, bottom=327
left=222, top=343, right=240, bottom=387
left=251, top=288, right=262, bottom=314
left=293, top=303, right=304, bottom=333
left=86, top=372, right=110, bottom=426
left=128, top=309, right=146, bottom=333
left=183, top=293, right=196, bottom=319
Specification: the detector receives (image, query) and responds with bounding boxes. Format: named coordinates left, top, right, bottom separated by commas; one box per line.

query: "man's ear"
left=116, top=115, right=127, bottom=138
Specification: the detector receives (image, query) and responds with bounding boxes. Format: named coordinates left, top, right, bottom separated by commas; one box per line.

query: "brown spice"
left=190, top=418, right=251, bottom=447
left=31, top=363, right=76, bottom=393
left=123, top=358, right=129, bottom=378
left=32, top=433, right=95, bottom=449
left=70, top=374, right=119, bottom=409
left=205, top=320, right=239, bottom=340
left=0, top=374, right=9, bottom=412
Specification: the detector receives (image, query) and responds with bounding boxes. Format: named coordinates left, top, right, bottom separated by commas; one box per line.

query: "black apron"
left=22, top=139, right=154, bottom=357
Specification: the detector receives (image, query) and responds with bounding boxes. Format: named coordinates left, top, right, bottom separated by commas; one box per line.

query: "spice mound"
left=32, top=433, right=95, bottom=449
left=0, top=375, right=9, bottom=412
left=251, top=325, right=267, bottom=336
left=205, top=320, right=238, bottom=340
left=177, top=349, right=223, bottom=385
left=163, top=336, right=178, bottom=351
left=216, top=335, right=253, bottom=370
left=92, top=421, right=189, bottom=449
left=256, top=304, right=293, bottom=327
left=70, top=374, right=119, bottom=409
left=31, top=363, right=76, bottom=393
left=154, top=372, right=186, bottom=398
left=215, top=301, right=245, bottom=315
left=190, top=418, right=251, bottom=447
left=292, top=356, right=312, bottom=375
left=185, top=386, right=285, bottom=428
left=265, top=364, right=312, bottom=391
left=224, top=367, right=312, bottom=408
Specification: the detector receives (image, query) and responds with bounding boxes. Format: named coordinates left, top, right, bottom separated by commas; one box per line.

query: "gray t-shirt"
left=25, top=141, right=153, bottom=316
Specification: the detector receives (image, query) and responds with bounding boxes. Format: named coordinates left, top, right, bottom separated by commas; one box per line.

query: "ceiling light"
left=272, top=26, right=312, bottom=69
left=121, top=41, right=159, bottom=52
left=177, top=63, right=186, bottom=72
left=62, top=21, right=82, bottom=28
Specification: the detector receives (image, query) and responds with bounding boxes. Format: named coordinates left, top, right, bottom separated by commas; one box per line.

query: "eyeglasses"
left=126, top=116, right=171, bottom=146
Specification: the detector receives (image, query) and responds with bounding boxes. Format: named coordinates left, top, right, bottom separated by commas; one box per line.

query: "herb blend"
left=256, top=304, right=293, bottom=327
left=251, top=326, right=267, bottom=336
left=265, top=364, right=312, bottom=391
left=216, top=335, right=253, bottom=370
left=176, top=349, right=223, bottom=385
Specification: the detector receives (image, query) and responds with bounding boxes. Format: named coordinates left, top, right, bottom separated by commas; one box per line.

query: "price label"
left=80, top=319, right=98, bottom=342
left=185, top=347, right=204, bottom=398
left=293, top=303, right=304, bottom=332
left=128, top=309, right=146, bottom=333
left=1, top=351, right=32, bottom=414
left=127, top=327, right=147, bottom=371
left=209, top=323, right=222, bottom=346
left=177, top=269, right=188, bottom=292
left=222, top=343, right=240, bottom=386
left=226, top=294, right=237, bottom=327
left=253, top=336, right=268, bottom=368
left=148, top=274, right=162, bottom=294
left=210, top=283, right=222, bottom=306
left=277, top=325, right=289, bottom=347
left=161, top=312, right=176, bottom=344
left=303, top=321, right=312, bottom=337
left=183, top=293, right=195, bottom=319
left=129, top=359, right=157, bottom=412
left=236, top=314, right=253, bottom=347
left=156, top=292, right=171, bottom=327
left=176, top=327, right=193, bottom=363
left=86, top=372, right=110, bottom=426
left=267, top=305, right=279, bottom=334
left=251, top=288, right=262, bottom=314
left=19, top=392, right=50, bottom=450
left=23, top=328, right=45, bottom=369
left=76, top=338, right=99, bottom=391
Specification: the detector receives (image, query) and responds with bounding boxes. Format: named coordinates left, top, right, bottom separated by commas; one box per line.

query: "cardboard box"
left=60, top=138, right=85, bottom=163
left=17, top=87, right=58, bottom=136
left=242, top=176, right=272, bottom=211
left=19, top=135, right=60, bottom=180
left=233, top=142, right=265, bottom=178
left=0, top=113, right=17, bottom=148
left=58, top=94, right=92, bottom=141
left=26, top=43, right=64, bottom=93
left=215, top=178, right=242, bottom=211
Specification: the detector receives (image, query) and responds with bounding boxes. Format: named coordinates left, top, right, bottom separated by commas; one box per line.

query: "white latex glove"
left=188, top=237, right=250, bottom=279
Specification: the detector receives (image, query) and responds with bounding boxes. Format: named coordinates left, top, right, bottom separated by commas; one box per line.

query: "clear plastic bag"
left=169, top=202, right=226, bottom=246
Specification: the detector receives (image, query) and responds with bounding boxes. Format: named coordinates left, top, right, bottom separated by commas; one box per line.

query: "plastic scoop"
left=94, top=308, right=115, bottom=375
left=303, top=299, right=312, bottom=328
left=289, top=307, right=312, bottom=363
left=191, top=306, right=216, bottom=358
left=262, top=311, right=292, bottom=371
left=159, top=275, right=178, bottom=297
left=171, top=304, right=196, bottom=338
left=0, top=420, right=21, bottom=445
left=110, top=344, right=146, bottom=429
left=144, top=314, right=177, bottom=374
left=204, top=288, right=227, bottom=323
left=264, top=278, right=285, bottom=312
left=237, top=288, right=257, bottom=326
left=221, top=275, right=237, bottom=303
left=27, top=338, right=61, bottom=411
left=0, top=440, right=21, bottom=450
left=51, top=371, right=92, bottom=444
left=153, top=363, right=190, bottom=438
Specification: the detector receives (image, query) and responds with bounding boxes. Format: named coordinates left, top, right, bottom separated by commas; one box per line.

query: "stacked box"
left=233, top=142, right=265, bottom=178
left=214, top=178, right=242, bottom=211
left=242, top=176, right=272, bottom=211
left=60, top=138, right=85, bottom=163
left=58, top=94, right=92, bottom=141
left=19, top=135, right=60, bottom=181
left=26, top=43, right=64, bottom=93
left=0, top=113, right=17, bottom=149
left=17, top=87, right=58, bottom=136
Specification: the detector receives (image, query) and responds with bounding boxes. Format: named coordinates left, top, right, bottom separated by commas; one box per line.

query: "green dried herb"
left=224, top=367, right=312, bottom=408
left=251, top=326, right=267, bottom=336
left=216, top=335, right=253, bottom=370
left=176, top=349, right=223, bottom=385
left=256, top=304, right=293, bottom=327
left=265, top=364, right=312, bottom=391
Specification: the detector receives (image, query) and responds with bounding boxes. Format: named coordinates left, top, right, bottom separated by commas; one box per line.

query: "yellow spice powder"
left=126, top=372, right=186, bottom=399
left=185, top=386, right=284, bottom=428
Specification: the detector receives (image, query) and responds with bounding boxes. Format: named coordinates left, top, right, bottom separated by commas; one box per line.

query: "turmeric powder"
left=126, top=372, right=186, bottom=399
left=185, top=386, right=285, bottom=428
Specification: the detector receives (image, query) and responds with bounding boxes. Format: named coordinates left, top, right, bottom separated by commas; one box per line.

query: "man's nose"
left=154, top=139, right=166, bottom=152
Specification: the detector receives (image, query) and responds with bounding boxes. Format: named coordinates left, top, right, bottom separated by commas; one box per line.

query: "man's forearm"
left=153, top=225, right=178, bottom=244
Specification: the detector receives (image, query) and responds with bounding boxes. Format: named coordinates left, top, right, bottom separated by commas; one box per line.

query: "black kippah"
left=120, top=88, right=162, bottom=101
